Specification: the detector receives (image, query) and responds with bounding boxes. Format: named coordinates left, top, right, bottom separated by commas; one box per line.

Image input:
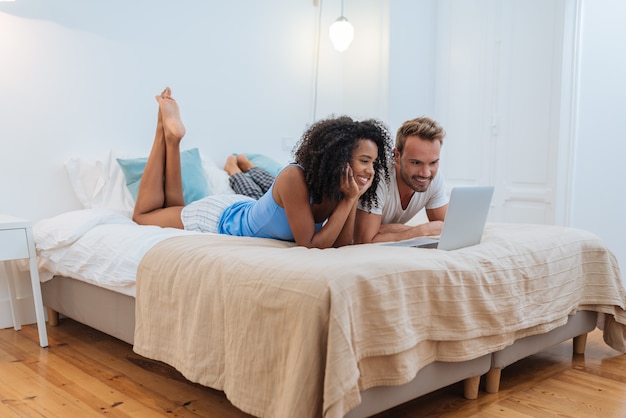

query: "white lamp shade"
left=329, top=17, right=354, bottom=52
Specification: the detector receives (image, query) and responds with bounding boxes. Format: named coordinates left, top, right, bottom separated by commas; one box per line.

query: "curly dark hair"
left=293, top=115, right=393, bottom=211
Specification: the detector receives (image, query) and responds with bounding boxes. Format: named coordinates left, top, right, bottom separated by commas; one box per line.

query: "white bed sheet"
left=34, top=209, right=200, bottom=296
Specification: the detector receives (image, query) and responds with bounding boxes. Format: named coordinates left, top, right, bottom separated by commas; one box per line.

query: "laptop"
left=382, top=186, right=495, bottom=251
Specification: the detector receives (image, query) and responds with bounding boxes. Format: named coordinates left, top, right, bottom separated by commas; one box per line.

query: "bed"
left=33, top=208, right=626, bottom=418
left=30, top=149, right=626, bottom=417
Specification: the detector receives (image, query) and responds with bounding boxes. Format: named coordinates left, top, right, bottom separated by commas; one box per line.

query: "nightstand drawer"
left=0, top=228, right=30, bottom=261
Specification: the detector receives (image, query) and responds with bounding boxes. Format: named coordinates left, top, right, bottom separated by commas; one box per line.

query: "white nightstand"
left=0, top=215, right=48, bottom=347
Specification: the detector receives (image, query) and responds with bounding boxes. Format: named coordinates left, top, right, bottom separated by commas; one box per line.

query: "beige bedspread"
left=133, top=223, right=626, bottom=418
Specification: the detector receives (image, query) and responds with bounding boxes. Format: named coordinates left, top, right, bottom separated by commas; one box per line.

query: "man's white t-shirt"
left=358, top=168, right=448, bottom=224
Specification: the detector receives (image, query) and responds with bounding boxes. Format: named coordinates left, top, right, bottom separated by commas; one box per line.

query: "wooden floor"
left=1, top=321, right=625, bottom=418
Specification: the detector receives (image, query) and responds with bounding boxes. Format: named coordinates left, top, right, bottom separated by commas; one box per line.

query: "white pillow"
left=65, top=150, right=135, bottom=217
left=200, top=153, right=235, bottom=195
left=64, top=150, right=233, bottom=217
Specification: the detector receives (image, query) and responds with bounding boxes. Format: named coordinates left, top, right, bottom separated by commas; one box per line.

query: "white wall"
left=0, top=0, right=389, bottom=221
left=572, top=0, right=626, bottom=278
left=386, top=1, right=437, bottom=135
left=387, top=0, right=625, bottom=283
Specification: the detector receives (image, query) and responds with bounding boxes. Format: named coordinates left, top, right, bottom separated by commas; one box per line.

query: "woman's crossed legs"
left=133, top=87, right=187, bottom=229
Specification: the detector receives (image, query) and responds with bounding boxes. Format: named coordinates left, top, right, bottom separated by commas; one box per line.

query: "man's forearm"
left=371, top=222, right=443, bottom=243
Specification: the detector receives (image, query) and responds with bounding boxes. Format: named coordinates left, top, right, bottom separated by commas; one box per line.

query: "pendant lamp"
left=329, top=0, right=354, bottom=52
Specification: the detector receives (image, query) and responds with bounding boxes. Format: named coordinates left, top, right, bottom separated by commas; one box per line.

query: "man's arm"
left=426, top=204, right=447, bottom=222
left=354, top=205, right=448, bottom=244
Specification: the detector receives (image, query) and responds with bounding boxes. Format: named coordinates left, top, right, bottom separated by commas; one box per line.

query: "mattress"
left=34, top=208, right=201, bottom=296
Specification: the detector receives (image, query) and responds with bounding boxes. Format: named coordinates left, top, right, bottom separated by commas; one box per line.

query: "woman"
left=133, top=87, right=392, bottom=248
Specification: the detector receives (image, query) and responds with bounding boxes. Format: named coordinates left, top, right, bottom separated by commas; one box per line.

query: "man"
left=354, top=116, right=448, bottom=243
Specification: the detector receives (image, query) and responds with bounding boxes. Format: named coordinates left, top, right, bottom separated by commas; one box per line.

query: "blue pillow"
left=243, top=153, right=285, bottom=177
left=117, top=148, right=209, bottom=205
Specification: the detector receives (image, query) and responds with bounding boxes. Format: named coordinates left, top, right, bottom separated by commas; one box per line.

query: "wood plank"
left=2, top=322, right=625, bottom=418
left=0, top=360, right=104, bottom=417
left=10, top=321, right=254, bottom=418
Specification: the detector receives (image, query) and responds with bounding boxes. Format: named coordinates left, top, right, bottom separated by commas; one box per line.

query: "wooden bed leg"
left=47, top=308, right=59, bottom=327
left=463, top=376, right=481, bottom=400
left=573, top=333, right=588, bottom=354
left=485, top=368, right=501, bottom=394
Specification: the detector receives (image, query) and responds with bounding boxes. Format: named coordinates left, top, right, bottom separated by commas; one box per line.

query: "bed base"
left=42, top=275, right=489, bottom=416
left=484, top=310, right=597, bottom=393
left=41, top=275, right=597, bottom=417
left=41, top=276, right=135, bottom=344
left=344, top=356, right=489, bottom=418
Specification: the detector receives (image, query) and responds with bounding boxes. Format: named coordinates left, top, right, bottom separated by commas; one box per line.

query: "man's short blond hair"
left=396, top=117, right=445, bottom=154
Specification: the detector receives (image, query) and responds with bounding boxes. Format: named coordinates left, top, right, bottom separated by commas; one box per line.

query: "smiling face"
left=396, top=135, right=441, bottom=193
left=350, top=139, right=378, bottom=192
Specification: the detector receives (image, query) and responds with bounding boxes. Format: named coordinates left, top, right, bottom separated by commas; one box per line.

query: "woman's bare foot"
left=224, top=155, right=241, bottom=175
left=155, top=87, right=186, bottom=142
left=236, top=154, right=255, bottom=172
left=160, top=86, right=172, bottom=99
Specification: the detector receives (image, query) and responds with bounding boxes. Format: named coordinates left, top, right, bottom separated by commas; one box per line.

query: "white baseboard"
left=0, top=296, right=38, bottom=329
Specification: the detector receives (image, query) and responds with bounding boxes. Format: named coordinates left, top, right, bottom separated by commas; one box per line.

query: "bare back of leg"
left=132, top=87, right=186, bottom=229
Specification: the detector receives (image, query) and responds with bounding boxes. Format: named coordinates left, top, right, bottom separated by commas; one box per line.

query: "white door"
left=434, top=0, right=568, bottom=225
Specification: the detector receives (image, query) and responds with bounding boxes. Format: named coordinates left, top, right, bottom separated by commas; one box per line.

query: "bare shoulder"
left=273, top=165, right=307, bottom=205
left=275, top=165, right=305, bottom=184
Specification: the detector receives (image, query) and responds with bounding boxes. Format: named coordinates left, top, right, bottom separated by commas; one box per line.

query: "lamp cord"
left=312, top=0, right=323, bottom=122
